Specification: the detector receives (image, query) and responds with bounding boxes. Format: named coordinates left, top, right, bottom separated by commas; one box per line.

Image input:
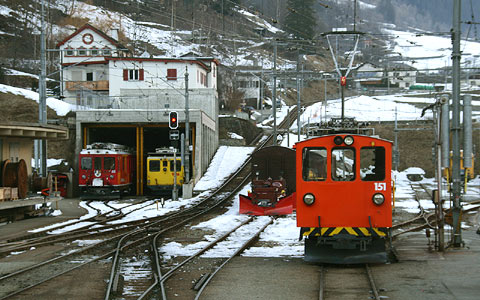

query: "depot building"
left=56, top=24, right=219, bottom=195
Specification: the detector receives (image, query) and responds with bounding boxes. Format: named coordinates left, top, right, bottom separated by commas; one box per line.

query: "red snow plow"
left=239, top=146, right=296, bottom=216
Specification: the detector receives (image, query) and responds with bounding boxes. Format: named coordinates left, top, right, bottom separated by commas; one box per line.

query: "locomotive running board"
left=304, top=237, right=388, bottom=264
left=239, top=193, right=296, bottom=216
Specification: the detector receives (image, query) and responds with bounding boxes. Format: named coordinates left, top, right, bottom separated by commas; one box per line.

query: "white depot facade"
left=56, top=24, right=219, bottom=194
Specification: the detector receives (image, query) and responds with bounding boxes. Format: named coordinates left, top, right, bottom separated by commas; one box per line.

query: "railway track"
left=393, top=182, right=480, bottom=239
left=318, top=264, right=383, bottom=300
left=0, top=107, right=300, bottom=299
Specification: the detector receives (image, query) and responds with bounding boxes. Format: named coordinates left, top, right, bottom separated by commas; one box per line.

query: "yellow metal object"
left=303, top=227, right=387, bottom=237
left=146, top=156, right=185, bottom=190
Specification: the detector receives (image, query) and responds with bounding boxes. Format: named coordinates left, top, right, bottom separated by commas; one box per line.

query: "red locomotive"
left=78, top=142, right=135, bottom=199
left=239, top=146, right=296, bottom=215
left=295, top=134, right=393, bottom=263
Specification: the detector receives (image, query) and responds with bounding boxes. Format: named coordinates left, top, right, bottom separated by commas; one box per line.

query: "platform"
left=0, top=196, right=63, bottom=211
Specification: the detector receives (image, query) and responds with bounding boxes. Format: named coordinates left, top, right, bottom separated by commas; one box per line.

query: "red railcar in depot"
left=239, top=145, right=296, bottom=215
left=78, top=143, right=135, bottom=199
left=295, top=134, right=393, bottom=264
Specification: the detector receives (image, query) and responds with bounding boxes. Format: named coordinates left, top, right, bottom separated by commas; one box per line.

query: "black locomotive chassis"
left=305, top=234, right=388, bottom=264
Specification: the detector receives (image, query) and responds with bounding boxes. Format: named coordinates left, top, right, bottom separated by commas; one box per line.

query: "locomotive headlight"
left=344, top=135, right=354, bottom=145
left=110, top=175, right=114, bottom=179
left=372, top=193, right=385, bottom=205
left=303, top=193, right=315, bottom=206
left=82, top=175, right=86, bottom=179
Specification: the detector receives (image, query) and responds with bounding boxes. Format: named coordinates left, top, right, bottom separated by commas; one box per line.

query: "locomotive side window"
left=302, top=148, right=327, bottom=181
left=360, top=147, right=385, bottom=181
left=104, top=157, right=115, bottom=170
left=149, top=160, right=161, bottom=172
left=94, top=157, right=102, bottom=170
left=332, top=148, right=355, bottom=181
left=81, top=157, right=92, bottom=170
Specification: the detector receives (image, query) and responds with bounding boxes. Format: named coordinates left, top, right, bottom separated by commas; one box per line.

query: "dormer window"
left=91, top=48, right=100, bottom=56
left=78, top=48, right=87, bottom=56
left=65, top=49, right=75, bottom=56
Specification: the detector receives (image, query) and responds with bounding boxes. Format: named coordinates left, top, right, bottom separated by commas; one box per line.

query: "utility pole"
left=37, top=0, right=47, bottom=177
left=451, top=0, right=463, bottom=247
left=273, top=40, right=277, bottom=145
left=184, top=67, right=190, bottom=183
left=296, top=51, right=301, bottom=142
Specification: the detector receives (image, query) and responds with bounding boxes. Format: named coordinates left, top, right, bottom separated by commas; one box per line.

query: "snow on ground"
left=193, top=146, right=255, bottom=191
left=0, top=84, right=74, bottom=116
left=384, top=28, right=480, bottom=70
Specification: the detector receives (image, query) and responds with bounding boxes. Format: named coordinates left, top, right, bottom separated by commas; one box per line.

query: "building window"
left=91, top=49, right=99, bottom=56
left=167, top=69, right=177, bottom=80
left=123, top=69, right=144, bottom=81
left=103, top=49, right=111, bottom=56
left=86, top=72, right=93, bottom=81
left=66, top=49, right=75, bottom=56
left=78, top=48, right=87, bottom=56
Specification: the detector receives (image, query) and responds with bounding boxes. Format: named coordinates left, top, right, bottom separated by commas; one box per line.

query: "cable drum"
left=1, top=159, right=28, bottom=199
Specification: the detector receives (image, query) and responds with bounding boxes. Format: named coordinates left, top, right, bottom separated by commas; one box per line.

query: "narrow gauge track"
left=0, top=198, right=159, bottom=256
left=393, top=183, right=480, bottom=239
left=392, top=183, right=437, bottom=238
left=0, top=108, right=299, bottom=300
left=104, top=108, right=299, bottom=299
left=107, top=217, right=273, bottom=300
left=318, top=264, right=383, bottom=300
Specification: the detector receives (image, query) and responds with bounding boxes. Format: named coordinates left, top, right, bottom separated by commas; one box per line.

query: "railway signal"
left=169, top=111, right=178, bottom=129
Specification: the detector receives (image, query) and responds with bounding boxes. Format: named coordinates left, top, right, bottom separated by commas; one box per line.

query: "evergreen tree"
left=283, top=0, right=317, bottom=40
left=378, top=0, right=396, bottom=25
left=209, top=0, right=240, bottom=16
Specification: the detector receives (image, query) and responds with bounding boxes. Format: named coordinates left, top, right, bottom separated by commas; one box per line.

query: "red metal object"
left=240, top=192, right=296, bottom=215
left=239, top=146, right=296, bottom=216
left=296, top=134, right=393, bottom=264
left=78, top=143, right=135, bottom=199
left=296, top=135, right=392, bottom=228
left=340, top=76, right=347, bottom=86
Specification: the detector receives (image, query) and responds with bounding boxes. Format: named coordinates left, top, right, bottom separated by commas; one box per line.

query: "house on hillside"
left=354, top=62, right=417, bottom=90
left=388, top=63, right=417, bottom=89
left=56, top=24, right=220, bottom=194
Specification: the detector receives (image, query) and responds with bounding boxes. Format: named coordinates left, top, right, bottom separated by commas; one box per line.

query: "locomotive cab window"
left=94, top=157, right=102, bottom=170
left=360, top=147, right=386, bottom=181
left=302, top=148, right=327, bottom=181
left=332, top=148, right=355, bottom=181
left=170, top=160, right=182, bottom=172
left=81, top=157, right=92, bottom=170
left=104, top=157, right=115, bottom=170
left=149, top=160, right=161, bottom=172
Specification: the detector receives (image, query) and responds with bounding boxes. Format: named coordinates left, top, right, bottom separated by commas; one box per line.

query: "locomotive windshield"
left=360, top=147, right=385, bottom=181
left=170, top=160, right=182, bottom=172
left=302, top=148, right=327, bottom=181
left=81, top=157, right=92, bottom=170
left=149, top=160, right=161, bottom=172
left=332, top=148, right=355, bottom=181
left=104, top=157, right=115, bottom=170
left=94, top=157, right=102, bottom=170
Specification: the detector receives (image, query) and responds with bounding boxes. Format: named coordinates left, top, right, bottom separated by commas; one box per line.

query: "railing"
left=66, top=80, right=109, bottom=91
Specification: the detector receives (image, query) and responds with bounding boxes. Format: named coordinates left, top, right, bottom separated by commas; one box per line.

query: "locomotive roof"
left=81, top=142, right=134, bottom=154
left=295, top=134, right=393, bottom=146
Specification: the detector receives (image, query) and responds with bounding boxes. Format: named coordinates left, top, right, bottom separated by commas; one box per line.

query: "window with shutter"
left=167, top=69, right=177, bottom=80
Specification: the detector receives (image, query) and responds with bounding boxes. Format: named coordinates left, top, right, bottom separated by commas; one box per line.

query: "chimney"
left=110, top=28, right=119, bottom=40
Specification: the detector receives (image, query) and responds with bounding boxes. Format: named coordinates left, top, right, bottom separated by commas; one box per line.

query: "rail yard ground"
left=0, top=183, right=478, bottom=299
